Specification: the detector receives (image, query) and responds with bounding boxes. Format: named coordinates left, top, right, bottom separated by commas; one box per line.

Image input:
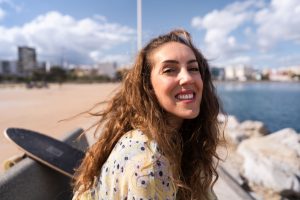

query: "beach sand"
left=0, top=83, right=119, bottom=174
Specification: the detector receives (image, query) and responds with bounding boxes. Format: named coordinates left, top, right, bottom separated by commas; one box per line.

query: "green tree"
left=49, top=66, right=67, bottom=83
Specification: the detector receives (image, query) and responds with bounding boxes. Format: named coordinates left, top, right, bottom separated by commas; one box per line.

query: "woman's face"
left=150, top=42, right=203, bottom=128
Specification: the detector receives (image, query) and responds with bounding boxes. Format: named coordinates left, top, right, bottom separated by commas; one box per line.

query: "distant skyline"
left=0, top=0, right=300, bottom=69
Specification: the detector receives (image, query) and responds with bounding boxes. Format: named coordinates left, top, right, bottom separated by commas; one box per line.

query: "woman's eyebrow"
left=161, top=59, right=198, bottom=64
left=187, top=59, right=198, bottom=64
left=162, top=60, right=179, bottom=64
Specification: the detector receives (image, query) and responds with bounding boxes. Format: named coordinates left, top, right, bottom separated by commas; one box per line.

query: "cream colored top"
left=73, top=129, right=177, bottom=200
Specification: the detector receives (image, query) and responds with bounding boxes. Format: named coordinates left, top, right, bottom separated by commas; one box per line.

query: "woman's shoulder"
left=122, top=129, right=152, bottom=141
left=119, top=129, right=150, bottom=144
left=108, top=129, right=160, bottom=161
left=102, top=129, right=171, bottom=177
left=105, top=129, right=172, bottom=180
left=97, top=129, right=176, bottom=199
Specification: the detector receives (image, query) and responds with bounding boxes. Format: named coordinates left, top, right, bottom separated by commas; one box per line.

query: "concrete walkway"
left=215, top=176, right=244, bottom=200
left=214, top=166, right=256, bottom=200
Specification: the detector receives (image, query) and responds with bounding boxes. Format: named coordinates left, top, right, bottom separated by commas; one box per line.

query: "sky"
left=0, top=0, right=300, bottom=69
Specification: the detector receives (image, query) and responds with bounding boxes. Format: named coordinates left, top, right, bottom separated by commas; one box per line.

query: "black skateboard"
left=4, top=128, right=85, bottom=178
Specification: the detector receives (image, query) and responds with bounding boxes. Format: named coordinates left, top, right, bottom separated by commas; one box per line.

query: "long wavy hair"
left=73, top=29, right=222, bottom=200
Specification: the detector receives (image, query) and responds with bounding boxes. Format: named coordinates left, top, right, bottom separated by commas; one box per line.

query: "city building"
left=71, top=66, right=92, bottom=77
left=268, top=66, right=300, bottom=81
left=210, top=66, right=225, bottom=80
left=0, top=60, right=18, bottom=76
left=94, top=62, right=117, bottom=78
left=224, top=64, right=255, bottom=81
left=18, top=46, right=37, bottom=76
left=224, top=66, right=236, bottom=80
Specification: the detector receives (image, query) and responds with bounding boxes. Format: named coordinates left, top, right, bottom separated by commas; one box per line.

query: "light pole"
left=137, top=0, right=142, bottom=51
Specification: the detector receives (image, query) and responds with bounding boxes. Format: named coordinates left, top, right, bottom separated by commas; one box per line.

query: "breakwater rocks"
left=218, top=114, right=300, bottom=200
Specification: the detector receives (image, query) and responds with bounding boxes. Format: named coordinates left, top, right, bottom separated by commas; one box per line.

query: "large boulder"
left=218, top=114, right=268, bottom=145
left=238, top=120, right=269, bottom=137
left=237, top=128, right=300, bottom=195
left=218, top=115, right=241, bottom=144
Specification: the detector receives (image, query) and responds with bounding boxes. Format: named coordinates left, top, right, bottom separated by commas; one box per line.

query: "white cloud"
left=0, top=0, right=22, bottom=14
left=191, top=0, right=300, bottom=68
left=277, top=54, right=300, bottom=67
left=191, top=0, right=263, bottom=58
left=243, top=27, right=253, bottom=36
left=0, top=0, right=22, bottom=16
left=0, top=8, right=5, bottom=20
left=89, top=50, right=131, bottom=66
left=213, top=55, right=252, bottom=67
left=249, top=53, right=300, bottom=68
left=93, top=15, right=107, bottom=22
left=94, top=54, right=130, bottom=65
left=255, top=0, right=300, bottom=50
left=0, top=11, right=135, bottom=64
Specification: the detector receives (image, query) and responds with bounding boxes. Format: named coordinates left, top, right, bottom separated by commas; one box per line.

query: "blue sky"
left=0, top=0, right=300, bottom=69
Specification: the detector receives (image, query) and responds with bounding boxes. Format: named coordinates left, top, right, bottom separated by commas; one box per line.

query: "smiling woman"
left=72, top=29, right=223, bottom=200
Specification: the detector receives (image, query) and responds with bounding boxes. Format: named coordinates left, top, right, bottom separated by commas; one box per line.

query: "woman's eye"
left=162, top=67, right=176, bottom=74
left=189, top=67, right=200, bottom=72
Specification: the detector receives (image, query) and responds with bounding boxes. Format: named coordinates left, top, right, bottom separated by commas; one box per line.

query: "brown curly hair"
left=73, top=29, right=222, bottom=200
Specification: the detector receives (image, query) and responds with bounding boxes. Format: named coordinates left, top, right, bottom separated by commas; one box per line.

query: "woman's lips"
left=175, top=91, right=195, bottom=101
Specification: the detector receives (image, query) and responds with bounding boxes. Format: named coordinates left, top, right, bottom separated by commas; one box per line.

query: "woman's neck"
left=167, top=114, right=183, bottom=131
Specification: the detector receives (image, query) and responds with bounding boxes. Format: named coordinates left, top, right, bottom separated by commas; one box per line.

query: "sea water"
left=216, top=82, right=300, bottom=133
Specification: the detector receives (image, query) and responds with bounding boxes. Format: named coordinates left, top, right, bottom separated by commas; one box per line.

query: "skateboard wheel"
left=2, top=154, right=26, bottom=171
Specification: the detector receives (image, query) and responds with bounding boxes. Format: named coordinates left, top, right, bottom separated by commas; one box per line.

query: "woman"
left=73, top=29, right=222, bottom=200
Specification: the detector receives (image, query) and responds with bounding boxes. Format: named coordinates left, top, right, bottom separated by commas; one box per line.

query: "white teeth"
left=177, top=93, right=194, bottom=100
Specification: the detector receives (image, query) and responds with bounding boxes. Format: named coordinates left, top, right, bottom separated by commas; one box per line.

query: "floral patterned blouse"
left=73, top=129, right=177, bottom=200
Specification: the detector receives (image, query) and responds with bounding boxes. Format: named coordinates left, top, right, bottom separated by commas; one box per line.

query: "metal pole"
left=137, top=0, right=142, bottom=51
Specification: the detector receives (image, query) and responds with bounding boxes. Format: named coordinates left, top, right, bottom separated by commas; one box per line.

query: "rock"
left=225, top=129, right=248, bottom=145
left=239, top=120, right=269, bottom=137
left=219, top=115, right=268, bottom=145
left=226, top=115, right=240, bottom=129
left=237, top=128, right=300, bottom=195
left=218, top=115, right=241, bottom=144
left=218, top=114, right=239, bottom=128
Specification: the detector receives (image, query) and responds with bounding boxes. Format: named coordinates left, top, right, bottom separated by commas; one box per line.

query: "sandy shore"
left=0, top=83, right=120, bottom=174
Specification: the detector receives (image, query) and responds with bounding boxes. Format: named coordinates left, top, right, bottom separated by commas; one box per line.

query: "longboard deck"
left=4, top=128, right=85, bottom=178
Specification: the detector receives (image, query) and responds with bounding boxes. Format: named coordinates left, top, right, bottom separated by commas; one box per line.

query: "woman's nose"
left=179, top=69, right=194, bottom=85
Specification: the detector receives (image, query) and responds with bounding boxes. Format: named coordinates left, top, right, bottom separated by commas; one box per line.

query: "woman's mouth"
left=175, top=92, right=195, bottom=101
